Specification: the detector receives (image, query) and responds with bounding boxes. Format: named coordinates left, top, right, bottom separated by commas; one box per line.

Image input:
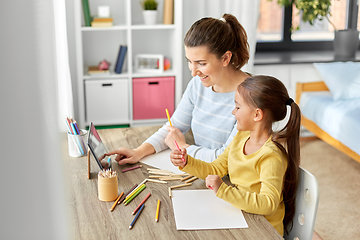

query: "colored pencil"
left=174, top=141, right=185, bottom=162
left=122, top=165, right=142, bottom=173
left=181, top=175, right=194, bottom=182
left=165, top=108, right=172, bottom=126
left=122, top=179, right=147, bottom=203
left=168, top=187, right=172, bottom=198
left=110, top=191, right=124, bottom=212
left=170, top=183, right=192, bottom=189
left=146, top=179, right=167, bottom=184
left=185, top=176, right=198, bottom=184
left=119, top=184, right=138, bottom=205
left=132, top=192, right=151, bottom=215
left=129, top=204, right=145, bottom=229
left=123, top=183, right=146, bottom=203
left=155, top=199, right=160, bottom=222
left=124, top=184, right=146, bottom=205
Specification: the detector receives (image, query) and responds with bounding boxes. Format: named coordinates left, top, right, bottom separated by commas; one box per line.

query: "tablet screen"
left=87, top=122, right=107, bottom=170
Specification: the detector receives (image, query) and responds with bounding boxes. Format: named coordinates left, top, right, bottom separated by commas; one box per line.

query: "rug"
left=300, top=139, right=360, bottom=240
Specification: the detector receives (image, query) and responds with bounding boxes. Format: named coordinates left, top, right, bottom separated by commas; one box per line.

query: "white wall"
left=0, top=1, right=68, bottom=239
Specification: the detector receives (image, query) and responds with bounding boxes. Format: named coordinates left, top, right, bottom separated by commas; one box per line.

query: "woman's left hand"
left=165, top=126, right=189, bottom=149
left=205, top=175, right=223, bottom=193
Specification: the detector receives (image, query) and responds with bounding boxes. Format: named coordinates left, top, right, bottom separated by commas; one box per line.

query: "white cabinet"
left=85, top=79, right=129, bottom=125
left=74, top=0, right=183, bottom=128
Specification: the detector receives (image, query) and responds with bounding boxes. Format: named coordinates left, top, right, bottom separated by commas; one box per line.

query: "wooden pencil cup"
left=98, top=175, right=118, bottom=201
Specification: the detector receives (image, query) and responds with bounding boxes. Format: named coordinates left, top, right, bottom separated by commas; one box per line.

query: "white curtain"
left=53, top=0, right=74, bottom=132
left=182, top=0, right=260, bottom=82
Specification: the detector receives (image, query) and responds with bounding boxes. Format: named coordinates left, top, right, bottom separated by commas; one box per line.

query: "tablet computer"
left=87, top=122, right=110, bottom=170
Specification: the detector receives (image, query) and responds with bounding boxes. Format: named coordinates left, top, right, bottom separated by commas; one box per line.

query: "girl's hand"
left=170, top=148, right=187, bottom=168
left=165, top=126, right=189, bottom=150
left=205, top=175, right=223, bottom=193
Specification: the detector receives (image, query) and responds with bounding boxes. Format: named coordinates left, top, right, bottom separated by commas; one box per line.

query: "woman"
left=106, top=13, right=250, bottom=164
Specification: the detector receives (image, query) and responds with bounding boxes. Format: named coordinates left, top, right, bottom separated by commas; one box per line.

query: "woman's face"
left=185, top=46, right=226, bottom=89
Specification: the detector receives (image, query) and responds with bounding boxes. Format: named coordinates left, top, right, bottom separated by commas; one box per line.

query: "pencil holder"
left=67, top=129, right=88, bottom=157
left=98, top=174, right=118, bottom=201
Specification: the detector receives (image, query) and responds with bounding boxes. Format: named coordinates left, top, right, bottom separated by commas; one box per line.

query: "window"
left=256, top=0, right=360, bottom=51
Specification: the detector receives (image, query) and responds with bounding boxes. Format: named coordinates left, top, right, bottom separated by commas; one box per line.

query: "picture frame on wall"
left=135, top=54, right=164, bottom=73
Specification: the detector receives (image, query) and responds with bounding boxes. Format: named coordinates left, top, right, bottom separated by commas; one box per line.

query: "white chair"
left=284, top=167, right=319, bottom=240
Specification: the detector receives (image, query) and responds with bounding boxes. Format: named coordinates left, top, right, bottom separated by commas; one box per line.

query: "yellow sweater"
left=181, top=131, right=287, bottom=236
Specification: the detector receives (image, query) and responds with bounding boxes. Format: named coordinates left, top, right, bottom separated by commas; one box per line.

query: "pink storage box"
left=132, top=77, right=175, bottom=120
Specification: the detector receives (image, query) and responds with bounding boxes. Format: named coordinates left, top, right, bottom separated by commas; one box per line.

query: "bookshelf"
left=74, top=0, right=183, bottom=128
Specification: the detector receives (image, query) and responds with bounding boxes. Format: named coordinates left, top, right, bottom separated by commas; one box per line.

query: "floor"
left=313, top=231, right=322, bottom=240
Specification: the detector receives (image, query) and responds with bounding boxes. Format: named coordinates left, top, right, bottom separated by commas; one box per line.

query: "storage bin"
left=133, top=77, right=174, bottom=120
left=85, top=79, right=129, bottom=125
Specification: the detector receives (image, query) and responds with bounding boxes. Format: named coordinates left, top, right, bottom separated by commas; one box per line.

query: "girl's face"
left=185, top=46, right=226, bottom=89
left=232, top=91, right=256, bottom=131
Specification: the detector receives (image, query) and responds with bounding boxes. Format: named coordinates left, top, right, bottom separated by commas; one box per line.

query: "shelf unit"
left=74, top=0, right=183, bottom=128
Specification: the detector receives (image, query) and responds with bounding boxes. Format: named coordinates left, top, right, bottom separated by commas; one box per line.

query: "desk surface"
left=63, top=126, right=283, bottom=240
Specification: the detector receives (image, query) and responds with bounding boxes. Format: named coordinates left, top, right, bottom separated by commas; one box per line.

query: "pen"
left=165, top=108, right=172, bottom=126
left=129, top=204, right=145, bottom=229
left=174, top=141, right=185, bottom=162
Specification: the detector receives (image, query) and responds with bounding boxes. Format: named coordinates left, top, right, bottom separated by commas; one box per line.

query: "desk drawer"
left=85, top=79, right=129, bottom=125
left=133, top=77, right=174, bottom=120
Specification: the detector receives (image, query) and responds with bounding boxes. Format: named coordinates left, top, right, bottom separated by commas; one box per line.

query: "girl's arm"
left=216, top=154, right=286, bottom=216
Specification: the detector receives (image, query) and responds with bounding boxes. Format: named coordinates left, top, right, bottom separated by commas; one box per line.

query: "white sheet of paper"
left=172, top=189, right=249, bottom=230
left=140, top=149, right=184, bottom=174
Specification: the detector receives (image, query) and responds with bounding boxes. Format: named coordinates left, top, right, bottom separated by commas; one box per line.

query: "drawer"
left=133, top=77, right=174, bottom=120
left=85, top=79, right=129, bottom=125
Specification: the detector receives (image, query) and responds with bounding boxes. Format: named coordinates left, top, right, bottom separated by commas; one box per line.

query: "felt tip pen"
left=174, top=141, right=185, bottom=162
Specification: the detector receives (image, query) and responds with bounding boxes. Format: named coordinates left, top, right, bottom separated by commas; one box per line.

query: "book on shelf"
left=91, top=21, right=113, bottom=27
left=82, top=0, right=91, bottom=27
left=114, top=45, right=128, bottom=74
left=92, top=16, right=113, bottom=22
left=88, top=66, right=110, bottom=75
left=163, top=0, right=174, bottom=24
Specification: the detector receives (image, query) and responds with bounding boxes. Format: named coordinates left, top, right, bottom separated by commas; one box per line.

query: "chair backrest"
left=284, top=167, right=319, bottom=240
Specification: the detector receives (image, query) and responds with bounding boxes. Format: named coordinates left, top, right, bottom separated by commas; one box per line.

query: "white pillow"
left=313, top=62, right=360, bottom=100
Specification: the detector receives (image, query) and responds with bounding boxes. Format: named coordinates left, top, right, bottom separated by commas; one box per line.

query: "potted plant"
left=275, top=0, right=359, bottom=58
left=140, top=0, right=158, bottom=25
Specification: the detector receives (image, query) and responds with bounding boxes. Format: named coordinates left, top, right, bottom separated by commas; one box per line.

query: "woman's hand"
left=205, top=175, right=223, bottom=193
left=165, top=126, right=189, bottom=150
left=170, top=148, right=187, bottom=168
left=105, top=147, right=141, bottom=165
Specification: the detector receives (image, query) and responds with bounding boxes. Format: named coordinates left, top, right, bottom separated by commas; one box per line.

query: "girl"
left=107, top=13, right=250, bottom=164
left=170, top=75, right=301, bottom=236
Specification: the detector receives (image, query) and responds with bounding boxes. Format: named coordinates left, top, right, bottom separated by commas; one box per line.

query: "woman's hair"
left=237, top=75, right=301, bottom=234
left=184, top=13, right=249, bottom=70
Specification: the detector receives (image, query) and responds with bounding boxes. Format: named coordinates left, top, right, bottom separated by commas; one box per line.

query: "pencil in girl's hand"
left=155, top=199, right=160, bottom=222
left=129, top=204, right=145, bottom=229
left=165, top=109, right=172, bottom=126
left=174, top=141, right=185, bottom=162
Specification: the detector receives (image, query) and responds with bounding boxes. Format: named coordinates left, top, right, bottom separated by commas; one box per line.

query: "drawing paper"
left=171, top=189, right=249, bottom=230
left=140, top=149, right=184, bottom=174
